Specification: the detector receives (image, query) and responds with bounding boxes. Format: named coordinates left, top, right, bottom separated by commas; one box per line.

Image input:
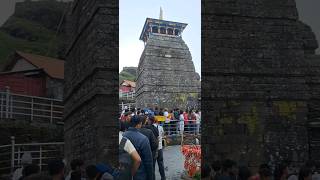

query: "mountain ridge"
left=0, top=0, right=69, bottom=69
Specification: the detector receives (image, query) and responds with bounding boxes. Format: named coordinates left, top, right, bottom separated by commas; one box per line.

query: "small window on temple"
left=167, top=28, right=173, bottom=35
left=152, top=26, right=158, bottom=33
left=160, top=27, right=166, bottom=34
left=175, top=29, right=180, bottom=36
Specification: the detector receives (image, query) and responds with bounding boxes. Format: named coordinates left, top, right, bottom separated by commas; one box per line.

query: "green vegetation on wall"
left=220, top=101, right=259, bottom=135
left=273, top=101, right=301, bottom=120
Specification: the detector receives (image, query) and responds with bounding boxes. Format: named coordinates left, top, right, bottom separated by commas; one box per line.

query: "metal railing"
left=119, top=102, right=135, bottom=112
left=0, top=87, right=64, bottom=124
left=0, top=136, right=64, bottom=175
left=159, top=120, right=201, bottom=135
left=119, top=91, right=135, bottom=99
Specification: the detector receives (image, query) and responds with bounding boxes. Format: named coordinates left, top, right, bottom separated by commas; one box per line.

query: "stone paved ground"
left=155, top=145, right=185, bottom=180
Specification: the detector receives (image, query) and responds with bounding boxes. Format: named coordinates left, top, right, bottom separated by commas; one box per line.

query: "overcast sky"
left=0, top=0, right=15, bottom=26
left=296, top=0, right=320, bottom=54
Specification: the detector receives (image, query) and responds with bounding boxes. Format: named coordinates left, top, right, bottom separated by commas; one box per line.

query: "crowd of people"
left=12, top=158, right=124, bottom=180
left=119, top=107, right=201, bottom=135
left=10, top=108, right=320, bottom=180
left=12, top=153, right=320, bottom=180
left=119, top=113, right=166, bottom=180
left=201, top=159, right=320, bottom=180
left=12, top=112, right=168, bottom=180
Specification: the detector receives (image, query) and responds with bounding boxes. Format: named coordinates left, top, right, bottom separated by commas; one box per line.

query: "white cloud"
left=119, top=41, right=144, bottom=72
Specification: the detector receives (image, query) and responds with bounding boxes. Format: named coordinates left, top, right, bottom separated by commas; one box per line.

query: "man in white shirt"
left=195, top=110, right=201, bottom=135
left=179, top=110, right=185, bottom=135
left=119, top=121, right=141, bottom=177
left=163, top=108, right=170, bottom=134
left=119, top=132, right=139, bottom=158
left=153, top=118, right=166, bottom=180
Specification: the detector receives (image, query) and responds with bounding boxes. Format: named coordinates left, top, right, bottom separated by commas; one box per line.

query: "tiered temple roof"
left=139, top=18, right=188, bottom=43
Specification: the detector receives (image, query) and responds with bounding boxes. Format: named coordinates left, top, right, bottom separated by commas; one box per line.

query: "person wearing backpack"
left=118, top=121, right=142, bottom=179
left=123, top=115, right=154, bottom=180
left=146, top=115, right=159, bottom=139
left=138, top=115, right=158, bottom=180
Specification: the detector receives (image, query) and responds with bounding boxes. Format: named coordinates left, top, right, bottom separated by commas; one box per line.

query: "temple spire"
left=159, top=7, right=163, bottom=20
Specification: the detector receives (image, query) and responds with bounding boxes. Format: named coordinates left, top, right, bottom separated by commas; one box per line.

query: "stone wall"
left=202, top=0, right=318, bottom=168
left=136, top=34, right=200, bottom=110
left=306, top=55, right=320, bottom=162
left=64, top=0, right=118, bottom=166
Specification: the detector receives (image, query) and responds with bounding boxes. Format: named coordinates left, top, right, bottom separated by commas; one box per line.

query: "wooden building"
left=0, top=51, right=64, bottom=99
left=119, top=80, right=136, bottom=93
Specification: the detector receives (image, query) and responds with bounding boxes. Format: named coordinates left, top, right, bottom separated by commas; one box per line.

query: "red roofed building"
left=120, top=80, right=136, bottom=93
left=0, top=51, right=64, bottom=99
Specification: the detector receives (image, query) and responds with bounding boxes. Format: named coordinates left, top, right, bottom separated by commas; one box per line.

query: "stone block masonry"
left=64, top=0, right=118, bottom=166
left=202, top=0, right=319, bottom=168
left=136, top=34, right=200, bottom=110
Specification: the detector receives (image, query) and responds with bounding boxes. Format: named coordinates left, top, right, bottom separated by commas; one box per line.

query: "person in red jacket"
left=183, top=110, right=189, bottom=133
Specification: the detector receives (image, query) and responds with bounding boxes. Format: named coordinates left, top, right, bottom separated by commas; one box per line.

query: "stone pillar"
left=202, top=0, right=318, bottom=168
left=64, top=0, right=118, bottom=166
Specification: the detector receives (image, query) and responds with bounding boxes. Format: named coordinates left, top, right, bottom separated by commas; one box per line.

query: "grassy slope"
left=119, top=70, right=136, bottom=83
left=0, top=0, right=67, bottom=68
left=0, top=17, right=60, bottom=67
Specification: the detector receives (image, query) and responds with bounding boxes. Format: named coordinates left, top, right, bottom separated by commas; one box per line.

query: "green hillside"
left=0, top=0, right=69, bottom=68
left=119, top=67, right=137, bottom=83
left=119, top=71, right=136, bottom=82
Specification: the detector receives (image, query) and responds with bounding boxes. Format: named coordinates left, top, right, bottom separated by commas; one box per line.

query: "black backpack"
left=116, top=137, right=132, bottom=180
left=148, top=125, right=159, bottom=139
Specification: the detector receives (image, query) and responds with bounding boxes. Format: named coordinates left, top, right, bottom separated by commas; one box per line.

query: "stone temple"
left=135, top=14, right=200, bottom=110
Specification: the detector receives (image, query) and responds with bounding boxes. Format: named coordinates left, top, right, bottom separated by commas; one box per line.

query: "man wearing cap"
left=123, top=115, right=154, bottom=180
